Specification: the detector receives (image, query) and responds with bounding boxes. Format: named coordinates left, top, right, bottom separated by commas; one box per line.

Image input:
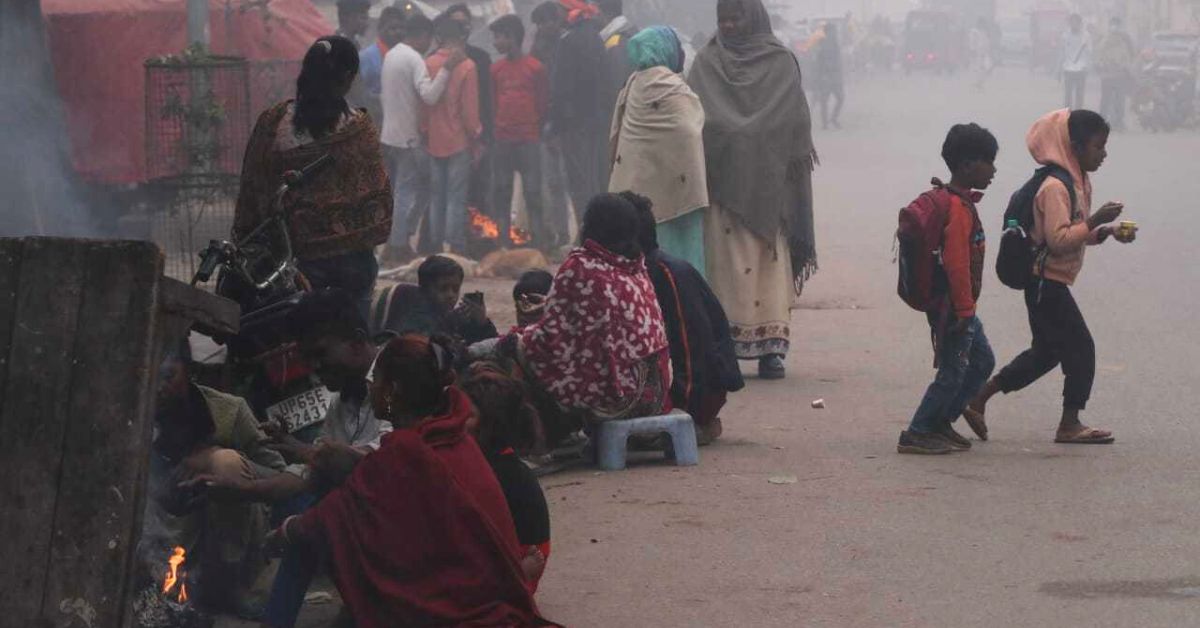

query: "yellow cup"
left=1118, top=220, right=1138, bottom=239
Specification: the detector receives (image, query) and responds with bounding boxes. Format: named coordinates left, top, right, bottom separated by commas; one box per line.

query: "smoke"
left=0, top=1, right=100, bottom=238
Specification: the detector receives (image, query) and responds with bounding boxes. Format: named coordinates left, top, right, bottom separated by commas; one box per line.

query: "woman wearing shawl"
left=233, top=37, right=392, bottom=317
left=513, top=193, right=670, bottom=445
left=609, top=26, right=710, bottom=276
left=689, top=0, right=818, bottom=380
left=268, top=334, right=556, bottom=627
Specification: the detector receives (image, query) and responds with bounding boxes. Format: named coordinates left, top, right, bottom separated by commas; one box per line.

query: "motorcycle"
left=1132, top=64, right=1198, bottom=132
left=192, top=154, right=335, bottom=443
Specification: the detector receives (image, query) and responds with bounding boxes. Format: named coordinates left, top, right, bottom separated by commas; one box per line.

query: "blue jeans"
left=263, top=493, right=319, bottom=628
left=429, top=150, right=472, bottom=254
left=909, top=316, right=996, bottom=434
left=385, top=145, right=430, bottom=248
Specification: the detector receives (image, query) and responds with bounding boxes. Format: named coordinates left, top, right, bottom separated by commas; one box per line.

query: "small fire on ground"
left=469, top=207, right=531, bottom=246
left=161, top=546, right=188, bottom=603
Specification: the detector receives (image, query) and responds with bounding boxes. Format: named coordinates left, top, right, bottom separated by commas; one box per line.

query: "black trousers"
left=559, top=123, right=609, bottom=228
left=996, top=280, right=1095, bottom=410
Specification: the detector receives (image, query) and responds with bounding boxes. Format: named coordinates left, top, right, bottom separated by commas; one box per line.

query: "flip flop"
left=962, top=407, right=988, bottom=441
left=1054, top=427, right=1115, bottom=445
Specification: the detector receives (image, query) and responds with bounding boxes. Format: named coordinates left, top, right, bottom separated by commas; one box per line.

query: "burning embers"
left=469, top=206, right=531, bottom=247
left=162, top=546, right=189, bottom=603
left=134, top=545, right=211, bottom=628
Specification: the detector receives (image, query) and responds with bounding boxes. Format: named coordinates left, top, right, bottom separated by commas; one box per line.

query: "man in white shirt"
left=1061, top=13, right=1092, bottom=110
left=380, top=14, right=466, bottom=264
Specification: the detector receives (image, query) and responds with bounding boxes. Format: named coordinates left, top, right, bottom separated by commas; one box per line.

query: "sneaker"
left=758, top=355, right=786, bottom=380
left=897, top=430, right=954, bottom=455
left=937, top=425, right=973, bottom=450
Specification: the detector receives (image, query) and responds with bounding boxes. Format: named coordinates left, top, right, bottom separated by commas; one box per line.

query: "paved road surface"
left=224, top=66, right=1200, bottom=627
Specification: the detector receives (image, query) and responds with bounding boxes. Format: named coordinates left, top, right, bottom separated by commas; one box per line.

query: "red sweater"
left=491, top=54, right=548, bottom=143
left=942, top=187, right=986, bottom=319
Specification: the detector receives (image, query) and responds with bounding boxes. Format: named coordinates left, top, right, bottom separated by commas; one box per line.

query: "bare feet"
left=962, top=404, right=988, bottom=441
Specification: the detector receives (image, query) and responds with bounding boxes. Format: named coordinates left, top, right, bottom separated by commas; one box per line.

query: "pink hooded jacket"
left=1027, top=109, right=1105, bottom=286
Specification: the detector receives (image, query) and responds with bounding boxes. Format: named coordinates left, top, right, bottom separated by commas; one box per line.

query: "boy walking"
left=489, top=15, right=551, bottom=249
left=898, top=124, right=999, bottom=455
left=966, top=109, right=1134, bottom=444
left=424, top=16, right=482, bottom=255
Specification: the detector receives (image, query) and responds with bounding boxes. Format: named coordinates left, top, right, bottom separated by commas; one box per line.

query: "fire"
left=161, top=546, right=189, bottom=603
left=469, top=207, right=531, bottom=247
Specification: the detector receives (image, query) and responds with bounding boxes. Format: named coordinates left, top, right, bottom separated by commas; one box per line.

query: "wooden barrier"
left=0, top=237, right=238, bottom=628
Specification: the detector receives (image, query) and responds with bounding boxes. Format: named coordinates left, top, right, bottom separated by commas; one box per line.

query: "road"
left=533, top=67, right=1200, bottom=627
left=224, top=66, right=1200, bottom=628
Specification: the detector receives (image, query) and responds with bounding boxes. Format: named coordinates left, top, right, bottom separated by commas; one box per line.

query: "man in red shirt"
left=424, top=16, right=481, bottom=255
left=489, top=14, right=551, bottom=249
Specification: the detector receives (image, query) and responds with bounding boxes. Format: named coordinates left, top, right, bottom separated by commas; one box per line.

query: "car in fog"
left=902, top=10, right=964, bottom=73
left=1143, top=32, right=1200, bottom=72
left=998, top=16, right=1032, bottom=67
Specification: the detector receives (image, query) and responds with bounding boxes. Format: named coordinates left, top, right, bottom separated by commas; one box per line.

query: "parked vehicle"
left=902, top=10, right=964, bottom=74
left=192, top=155, right=336, bottom=443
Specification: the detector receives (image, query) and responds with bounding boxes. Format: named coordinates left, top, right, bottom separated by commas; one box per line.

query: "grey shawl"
left=687, top=0, right=817, bottom=286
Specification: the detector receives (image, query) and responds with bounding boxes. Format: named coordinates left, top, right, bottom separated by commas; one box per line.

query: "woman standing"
left=609, top=26, right=710, bottom=275
left=233, top=37, right=392, bottom=317
left=688, top=0, right=818, bottom=380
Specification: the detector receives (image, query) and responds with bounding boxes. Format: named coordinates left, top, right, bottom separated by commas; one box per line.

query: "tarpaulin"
left=43, top=0, right=331, bottom=184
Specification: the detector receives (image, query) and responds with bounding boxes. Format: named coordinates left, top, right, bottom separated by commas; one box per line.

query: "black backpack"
left=995, top=166, right=1078, bottom=290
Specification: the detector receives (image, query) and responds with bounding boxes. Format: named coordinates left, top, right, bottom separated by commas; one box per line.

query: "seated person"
left=513, top=269, right=554, bottom=330
left=152, top=340, right=286, bottom=618
left=373, top=255, right=499, bottom=345
left=462, top=365, right=552, bottom=592
left=267, top=335, right=556, bottom=627
left=185, top=289, right=394, bottom=628
left=507, top=194, right=671, bottom=447
left=622, top=192, right=745, bottom=445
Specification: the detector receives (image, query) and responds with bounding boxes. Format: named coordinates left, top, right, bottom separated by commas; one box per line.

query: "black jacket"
left=646, top=250, right=744, bottom=412
left=548, top=19, right=607, bottom=130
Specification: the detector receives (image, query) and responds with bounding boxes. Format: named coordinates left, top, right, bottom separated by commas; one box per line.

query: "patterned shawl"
left=233, top=101, right=392, bottom=261
left=518, top=241, right=669, bottom=417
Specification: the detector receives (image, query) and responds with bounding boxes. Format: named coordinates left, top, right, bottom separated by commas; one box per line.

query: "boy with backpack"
left=896, top=123, right=999, bottom=455
left=965, top=109, right=1134, bottom=444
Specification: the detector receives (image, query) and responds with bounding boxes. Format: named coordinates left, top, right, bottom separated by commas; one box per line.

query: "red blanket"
left=295, top=387, right=553, bottom=627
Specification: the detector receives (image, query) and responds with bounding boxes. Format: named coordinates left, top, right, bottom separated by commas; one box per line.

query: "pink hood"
left=1026, top=108, right=1089, bottom=198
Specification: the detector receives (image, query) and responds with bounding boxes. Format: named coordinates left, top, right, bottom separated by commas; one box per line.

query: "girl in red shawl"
left=267, top=334, right=555, bottom=628
left=513, top=193, right=671, bottom=445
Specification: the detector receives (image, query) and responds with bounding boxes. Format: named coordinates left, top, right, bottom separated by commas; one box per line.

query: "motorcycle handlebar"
left=282, top=154, right=335, bottom=189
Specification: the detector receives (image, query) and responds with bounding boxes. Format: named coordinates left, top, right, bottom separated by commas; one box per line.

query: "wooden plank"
left=159, top=276, right=241, bottom=337
left=41, top=241, right=164, bottom=628
left=0, top=240, right=23, bottom=418
left=0, top=238, right=90, bottom=626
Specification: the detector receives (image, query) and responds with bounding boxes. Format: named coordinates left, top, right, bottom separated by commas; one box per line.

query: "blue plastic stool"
left=594, top=411, right=700, bottom=471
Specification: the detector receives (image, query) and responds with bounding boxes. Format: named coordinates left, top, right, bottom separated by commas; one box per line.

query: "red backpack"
left=896, top=181, right=953, bottom=312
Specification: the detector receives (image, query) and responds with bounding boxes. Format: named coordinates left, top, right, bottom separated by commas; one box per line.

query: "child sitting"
left=374, top=255, right=499, bottom=345
left=897, top=123, right=999, bottom=455
left=512, top=269, right=554, bottom=329
left=462, top=365, right=552, bottom=592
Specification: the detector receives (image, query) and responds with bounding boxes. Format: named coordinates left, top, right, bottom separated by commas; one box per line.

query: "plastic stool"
left=595, top=411, right=699, bottom=471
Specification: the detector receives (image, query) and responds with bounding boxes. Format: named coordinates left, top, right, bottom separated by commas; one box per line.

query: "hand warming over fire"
left=177, top=472, right=253, bottom=502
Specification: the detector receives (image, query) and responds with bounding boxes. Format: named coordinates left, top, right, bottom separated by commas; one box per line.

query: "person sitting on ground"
left=462, top=365, right=552, bottom=592
left=624, top=191, right=744, bottom=446
left=186, top=289, right=394, bottom=628
left=374, top=255, right=499, bottom=344
left=513, top=269, right=554, bottom=329
left=232, top=37, right=392, bottom=319
left=266, top=334, right=557, bottom=627
left=508, top=193, right=670, bottom=447
left=152, top=340, right=286, bottom=618
left=896, top=123, right=999, bottom=456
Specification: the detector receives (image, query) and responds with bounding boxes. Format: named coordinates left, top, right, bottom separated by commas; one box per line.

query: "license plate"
left=266, top=387, right=332, bottom=433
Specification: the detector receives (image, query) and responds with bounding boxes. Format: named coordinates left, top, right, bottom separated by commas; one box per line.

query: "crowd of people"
left=150, top=0, right=1142, bottom=624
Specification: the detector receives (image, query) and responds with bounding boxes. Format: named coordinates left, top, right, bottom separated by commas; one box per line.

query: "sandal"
left=1054, top=426, right=1115, bottom=445
left=962, top=407, right=988, bottom=441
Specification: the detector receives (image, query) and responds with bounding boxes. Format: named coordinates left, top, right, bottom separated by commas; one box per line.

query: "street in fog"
left=528, top=65, right=1200, bottom=627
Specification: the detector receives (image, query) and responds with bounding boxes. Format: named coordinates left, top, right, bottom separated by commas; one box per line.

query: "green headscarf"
left=627, top=26, right=684, bottom=73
